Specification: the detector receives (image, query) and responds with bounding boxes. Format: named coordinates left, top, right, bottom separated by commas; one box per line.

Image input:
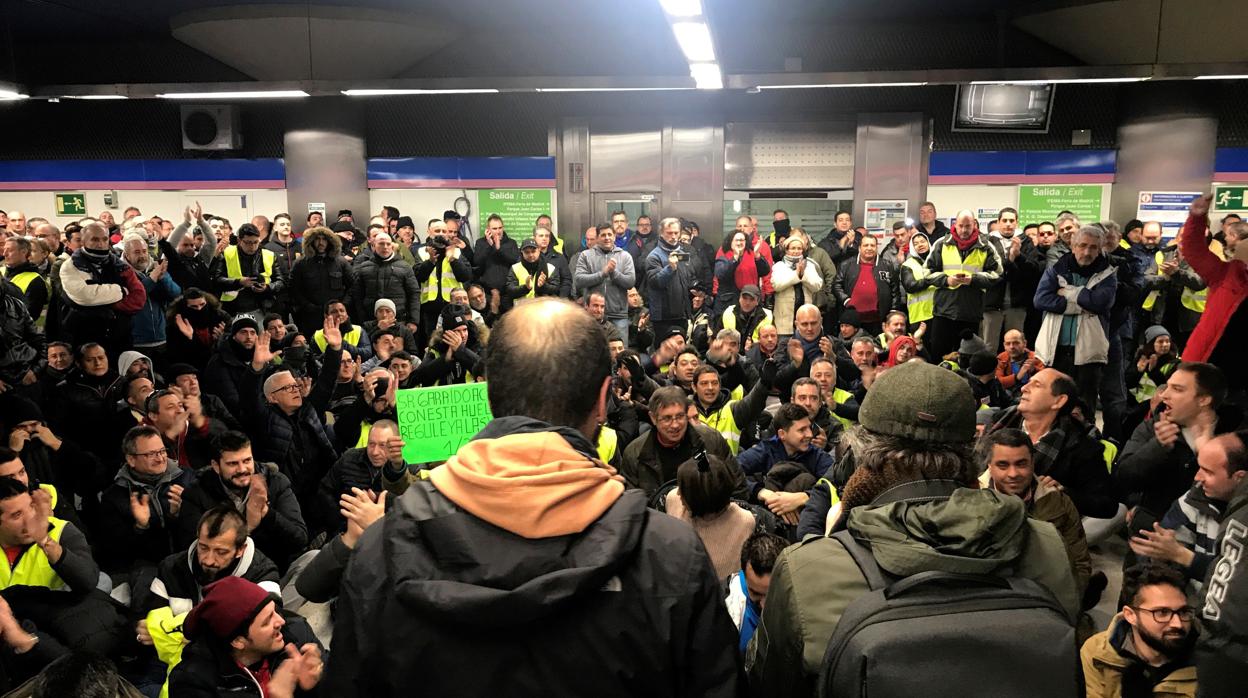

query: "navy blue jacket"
left=737, top=436, right=834, bottom=500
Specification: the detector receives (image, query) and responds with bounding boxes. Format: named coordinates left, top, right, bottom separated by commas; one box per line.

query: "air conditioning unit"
left=181, top=105, right=242, bottom=151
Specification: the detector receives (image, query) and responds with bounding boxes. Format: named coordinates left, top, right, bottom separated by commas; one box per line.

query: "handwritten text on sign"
left=395, top=382, right=493, bottom=464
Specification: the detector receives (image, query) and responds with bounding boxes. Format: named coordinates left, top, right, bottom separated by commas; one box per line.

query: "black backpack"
left=817, top=529, right=1078, bottom=698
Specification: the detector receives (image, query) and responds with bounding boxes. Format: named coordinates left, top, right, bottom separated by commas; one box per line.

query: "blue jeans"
left=610, top=318, right=629, bottom=346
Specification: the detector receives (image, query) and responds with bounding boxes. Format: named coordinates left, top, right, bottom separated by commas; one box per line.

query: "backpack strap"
left=831, top=529, right=889, bottom=591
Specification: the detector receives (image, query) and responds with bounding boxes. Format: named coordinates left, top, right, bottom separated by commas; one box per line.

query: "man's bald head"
left=486, top=299, right=612, bottom=432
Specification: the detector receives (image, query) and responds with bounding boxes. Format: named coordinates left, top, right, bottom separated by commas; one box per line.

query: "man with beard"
left=136, top=507, right=281, bottom=691
left=58, top=222, right=147, bottom=358
left=160, top=203, right=216, bottom=294
left=177, top=432, right=306, bottom=572
left=203, top=315, right=262, bottom=419
left=213, top=223, right=284, bottom=318
left=465, top=283, right=499, bottom=327
left=290, top=226, right=354, bottom=340
left=1081, top=564, right=1196, bottom=697
left=166, top=288, right=229, bottom=371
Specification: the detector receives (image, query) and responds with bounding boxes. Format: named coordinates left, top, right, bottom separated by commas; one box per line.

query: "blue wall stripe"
left=930, top=150, right=1116, bottom=177
left=0, top=159, right=285, bottom=183
left=1215, top=148, right=1248, bottom=173
left=368, top=157, right=555, bottom=182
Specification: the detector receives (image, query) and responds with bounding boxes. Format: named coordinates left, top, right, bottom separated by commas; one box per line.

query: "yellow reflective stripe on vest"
left=314, top=326, right=362, bottom=352
left=7, top=271, right=47, bottom=296
left=1180, top=286, right=1207, bottom=313
left=596, top=425, right=618, bottom=463
left=701, top=403, right=741, bottom=455
left=0, top=518, right=67, bottom=589
left=355, top=421, right=372, bottom=449
left=511, top=262, right=555, bottom=299
left=903, top=258, right=934, bottom=322
left=721, top=307, right=773, bottom=342
left=419, top=251, right=464, bottom=304
left=941, top=244, right=986, bottom=277
left=220, top=246, right=275, bottom=302
left=1142, top=252, right=1166, bottom=310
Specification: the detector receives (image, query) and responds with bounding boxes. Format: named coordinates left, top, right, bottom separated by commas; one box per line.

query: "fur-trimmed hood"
left=301, top=226, right=342, bottom=257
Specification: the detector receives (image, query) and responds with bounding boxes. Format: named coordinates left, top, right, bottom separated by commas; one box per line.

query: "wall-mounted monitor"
left=953, top=83, right=1055, bottom=133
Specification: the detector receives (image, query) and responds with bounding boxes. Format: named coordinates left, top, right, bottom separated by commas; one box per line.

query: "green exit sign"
left=1214, top=186, right=1248, bottom=211
left=55, top=192, right=86, bottom=216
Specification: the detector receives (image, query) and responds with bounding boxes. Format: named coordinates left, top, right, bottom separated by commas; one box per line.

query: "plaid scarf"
left=989, top=407, right=1068, bottom=477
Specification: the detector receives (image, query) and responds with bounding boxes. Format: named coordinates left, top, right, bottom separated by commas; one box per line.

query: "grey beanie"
left=1143, top=325, right=1170, bottom=347
left=958, top=330, right=990, bottom=357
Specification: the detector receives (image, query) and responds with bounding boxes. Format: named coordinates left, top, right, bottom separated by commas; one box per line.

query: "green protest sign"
left=1017, top=184, right=1104, bottom=224
left=395, top=382, right=493, bottom=464
left=477, top=189, right=553, bottom=236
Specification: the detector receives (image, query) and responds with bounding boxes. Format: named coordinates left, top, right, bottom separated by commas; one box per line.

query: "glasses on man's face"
left=1132, top=606, right=1195, bottom=624
left=656, top=413, right=687, bottom=426
left=269, top=384, right=301, bottom=396
left=132, top=447, right=168, bottom=460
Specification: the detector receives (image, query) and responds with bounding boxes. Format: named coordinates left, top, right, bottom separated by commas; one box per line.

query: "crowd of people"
left=0, top=192, right=1243, bottom=696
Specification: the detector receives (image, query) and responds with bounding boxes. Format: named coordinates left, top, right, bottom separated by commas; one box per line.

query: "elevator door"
left=593, top=193, right=659, bottom=227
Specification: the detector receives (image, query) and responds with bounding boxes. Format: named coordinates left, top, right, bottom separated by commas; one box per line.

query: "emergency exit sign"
left=1214, top=186, right=1248, bottom=210
left=55, top=192, right=86, bottom=216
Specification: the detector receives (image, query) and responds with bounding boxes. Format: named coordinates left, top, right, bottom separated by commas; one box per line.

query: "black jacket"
left=289, top=228, right=355, bottom=320
left=202, top=338, right=253, bottom=421
left=264, top=237, right=301, bottom=277
left=95, top=462, right=196, bottom=574
left=169, top=613, right=322, bottom=698
left=0, top=279, right=44, bottom=385
left=348, top=254, right=420, bottom=323
left=983, top=234, right=1044, bottom=311
left=989, top=408, right=1118, bottom=519
left=326, top=418, right=744, bottom=697
left=1198, top=476, right=1248, bottom=694
left=317, top=447, right=387, bottom=533
left=831, top=257, right=903, bottom=321
left=139, top=536, right=280, bottom=616
left=619, top=423, right=736, bottom=499
left=177, top=463, right=308, bottom=571
left=472, top=234, right=521, bottom=292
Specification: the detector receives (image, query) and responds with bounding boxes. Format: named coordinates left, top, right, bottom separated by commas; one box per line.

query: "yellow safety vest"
left=828, top=388, right=856, bottom=431
left=596, top=425, right=618, bottom=463
left=940, top=243, right=987, bottom=282
left=1142, top=251, right=1166, bottom=311
left=3, top=270, right=50, bottom=327
left=1101, top=440, right=1118, bottom=473
left=220, top=246, right=275, bottom=302
left=0, top=517, right=68, bottom=590
left=700, top=401, right=742, bottom=455
left=553, top=236, right=565, bottom=255
left=721, top=307, right=773, bottom=342
left=314, top=326, right=363, bottom=352
left=1180, top=285, right=1207, bottom=314
left=510, top=262, right=556, bottom=300
left=902, top=257, right=934, bottom=323
left=418, top=249, right=465, bottom=304
left=146, top=606, right=189, bottom=698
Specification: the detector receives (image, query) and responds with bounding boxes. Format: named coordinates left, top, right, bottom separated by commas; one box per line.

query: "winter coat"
left=1179, top=212, right=1248, bottom=366
left=472, top=234, right=521, bottom=292
left=96, top=462, right=196, bottom=574
left=325, top=416, right=745, bottom=697
left=264, top=237, right=301, bottom=277
left=574, top=246, right=636, bottom=319
left=644, top=240, right=696, bottom=322
left=737, top=436, right=836, bottom=501
left=770, top=257, right=823, bottom=335
left=1033, top=252, right=1117, bottom=366
left=983, top=474, right=1092, bottom=596
left=202, top=338, right=253, bottom=420
left=176, top=463, right=308, bottom=571
left=289, top=227, right=355, bottom=320
left=984, top=234, right=1044, bottom=311
left=746, top=481, right=1079, bottom=697
left=831, top=257, right=902, bottom=322
left=713, top=249, right=770, bottom=314
left=210, top=246, right=286, bottom=316
left=619, top=423, right=735, bottom=499
left=129, top=267, right=181, bottom=346
left=317, top=448, right=387, bottom=533
left=349, top=254, right=419, bottom=323
left=141, top=537, right=280, bottom=617
left=0, top=279, right=43, bottom=385
left=1081, top=614, right=1196, bottom=698
left=924, top=234, right=1003, bottom=322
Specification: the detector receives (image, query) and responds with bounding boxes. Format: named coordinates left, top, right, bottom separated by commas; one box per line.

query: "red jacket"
left=1178, top=213, right=1248, bottom=362
left=996, top=349, right=1044, bottom=390
left=750, top=233, right=776, bottom=296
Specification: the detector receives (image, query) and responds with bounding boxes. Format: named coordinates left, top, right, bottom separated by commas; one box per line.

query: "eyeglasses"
left=655, top=414, right=687, bottom=426
left=131, top=447, right=168, bottom=460
left=269, top=384, right=301, bottom=395
left=1131, top=606, right=1194, bottom=623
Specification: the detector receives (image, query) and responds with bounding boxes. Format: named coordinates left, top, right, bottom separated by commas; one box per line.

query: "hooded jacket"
left=326, top=416, right=745, bottom=697
left=289, top=227, right=354, bottom=319
left=1081, top=614, right=1196, bottom=698
left=96, top=461, right=196, bottom=574
left=142, top=536, right=280, bottom=617
left=746, top=481, right=1079, bottom=697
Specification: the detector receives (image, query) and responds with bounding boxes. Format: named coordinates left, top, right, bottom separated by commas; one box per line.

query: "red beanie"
left=184, top=577, right=274, bottom=641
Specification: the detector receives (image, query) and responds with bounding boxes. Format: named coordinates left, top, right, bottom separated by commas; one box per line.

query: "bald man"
left=6, top=210, right=27, bottom=236
left=923, top=209, right=1003, bottom=359
left=328, top=298, right=744, bottom=696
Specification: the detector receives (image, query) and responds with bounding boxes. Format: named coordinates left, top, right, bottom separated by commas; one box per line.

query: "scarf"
left=784, top=254, right=803, bottom=265
left=953, top=228, right=980, bottom=253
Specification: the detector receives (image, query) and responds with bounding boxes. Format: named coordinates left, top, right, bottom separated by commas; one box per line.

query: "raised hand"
left=787, top=338, right=804, bottom=366
left=166, top=484, right=184, bottom=517
left=251, top=329, right=274, bottom=369
left=1189, top=193, right=1211, bottom=217
left=129, top=492, right=152, bottom=528
left=321, top=315, right=343, bottom=350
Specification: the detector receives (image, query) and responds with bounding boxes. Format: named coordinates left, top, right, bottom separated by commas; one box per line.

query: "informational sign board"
left=1017, top=185, right=1104, bottom=224
left=1213, top=186, right=1248, bottom=211
left=55, top=192, right=86, bottom=216
left=395, top=382, right=493, bottom=464
left=477, top=189, right=553, bottom=237
left=307, top=202, right=326, bottom=215
left=863, top=200, right=908, bottom=233
left=1136, top=191, right=1201, bottom=240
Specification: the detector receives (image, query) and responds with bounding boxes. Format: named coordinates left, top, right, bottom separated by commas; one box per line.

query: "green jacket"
left=746, top=480, right=1079, bottom=697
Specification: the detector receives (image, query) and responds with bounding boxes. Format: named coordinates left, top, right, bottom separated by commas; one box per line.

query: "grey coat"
left=574, top=246, right=636, bottom=320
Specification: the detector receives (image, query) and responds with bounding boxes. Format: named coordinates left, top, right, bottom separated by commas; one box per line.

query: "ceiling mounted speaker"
left=181, top=105, right=242, bottom=151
